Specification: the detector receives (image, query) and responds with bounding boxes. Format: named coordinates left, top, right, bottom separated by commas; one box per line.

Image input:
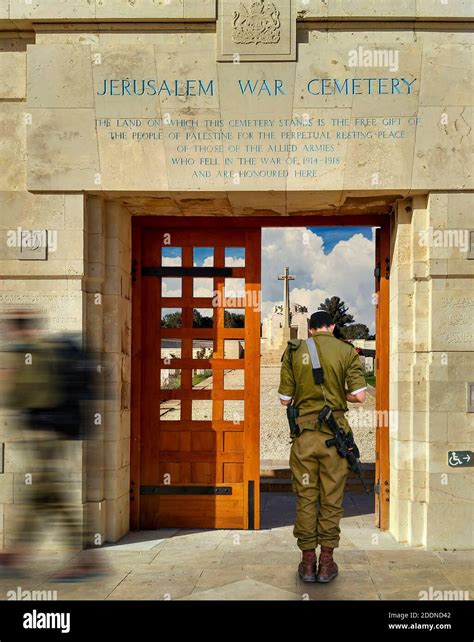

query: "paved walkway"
left=1, top=493, right=471, bottom=601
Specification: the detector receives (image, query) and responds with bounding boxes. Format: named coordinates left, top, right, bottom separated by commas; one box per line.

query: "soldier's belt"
left=296, top=410, right=346, bottom=425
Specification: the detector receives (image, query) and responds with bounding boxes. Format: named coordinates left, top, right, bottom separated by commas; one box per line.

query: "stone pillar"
left=102, top=200, right=132, bottom=543
left=83, top=196, right=132, bottom=545
left=83, top=195, right=106, bottom=547
left=390, top=193, right=474, bottom=549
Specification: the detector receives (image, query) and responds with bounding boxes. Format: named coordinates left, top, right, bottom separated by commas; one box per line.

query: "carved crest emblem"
left=233, top=0, right=281, bottom=45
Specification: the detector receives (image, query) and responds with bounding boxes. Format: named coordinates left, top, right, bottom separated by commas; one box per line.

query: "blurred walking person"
left=0, top=310, right=106, bottom=581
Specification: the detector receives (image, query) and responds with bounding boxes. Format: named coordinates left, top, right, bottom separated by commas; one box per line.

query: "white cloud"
left=193, top=278, right=214, bottom=297
left=162, top=277, right=182, bottom=298
left=161, top=256, right=181, bottom=267
left=225, top=256, right=245, bottom=267
left=262, top=228, right=375, bottom=331
left=201, top=255, right=245, bottom=267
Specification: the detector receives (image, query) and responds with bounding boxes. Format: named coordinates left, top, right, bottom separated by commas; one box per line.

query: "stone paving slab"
left=301, top=569, right=380, bottom=601
left=40, top=576, right=127, bottom=601
left=181, top=579, right=301, bottom=601
left=435, top=551, right=474, bottom=564
left=106, top=568, right=202, bottom=601
left=151, top=549, right=226, bottom=568
left=102, top=529, right=180, bottom=552
left=0, top=493, right=471, bottom=601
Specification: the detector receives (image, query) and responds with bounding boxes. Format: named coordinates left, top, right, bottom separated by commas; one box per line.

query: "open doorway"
left=258, top=219, right=390, bottom=532
left=130, top=215, right=390, bottom=532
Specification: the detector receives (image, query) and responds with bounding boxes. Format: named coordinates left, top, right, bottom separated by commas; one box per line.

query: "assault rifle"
left=318, top=405, right=371, bottom=494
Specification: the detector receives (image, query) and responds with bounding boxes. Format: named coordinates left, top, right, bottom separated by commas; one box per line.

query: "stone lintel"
left=83, top=191, right=400, bottom=218
left=0, top=0, right=472, bottom=29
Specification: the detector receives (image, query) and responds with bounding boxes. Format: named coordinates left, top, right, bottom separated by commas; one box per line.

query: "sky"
left=262, top=227, right=376, bottom=332
left=160, top=228, right=377, bottom=332
left=309, top=226, right=373, bottom=253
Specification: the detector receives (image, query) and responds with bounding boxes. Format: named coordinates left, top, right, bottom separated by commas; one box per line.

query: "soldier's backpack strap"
left=305, top=337, right=324, bottom=385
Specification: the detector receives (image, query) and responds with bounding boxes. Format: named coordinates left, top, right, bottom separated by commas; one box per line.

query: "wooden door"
left=374, top=224, right=390, bottom=529
left=131, top=224, right=261, bottom=529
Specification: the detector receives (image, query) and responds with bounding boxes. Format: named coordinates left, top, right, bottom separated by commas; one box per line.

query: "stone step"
left=261, top=463, right=375, bottom=479
left=260, top=463, right=375, bottom=494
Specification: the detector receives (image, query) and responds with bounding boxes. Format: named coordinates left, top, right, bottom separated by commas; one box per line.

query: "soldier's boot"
left=297, top=549, right=317, bottom=582
left=316, top=546, right=338, bottom=583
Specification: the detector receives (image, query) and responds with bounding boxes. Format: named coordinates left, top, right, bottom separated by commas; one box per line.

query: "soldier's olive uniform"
left=3, top=338, right=83, bottom=552
left=279, top=332, right=366, bottom=551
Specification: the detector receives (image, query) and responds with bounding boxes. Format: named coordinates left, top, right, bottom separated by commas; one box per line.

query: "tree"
left=224, top=310, right=245, bottom=328
left=341, top=323, right=370, bottom=340
left=318, top=296, right=354, bottom=329
left=193, top=309, right=213, bottom=328
left=161, top=311, right=182, bottom=328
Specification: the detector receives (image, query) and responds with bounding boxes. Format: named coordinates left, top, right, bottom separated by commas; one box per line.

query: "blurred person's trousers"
left=12, top=432, right=83, bottom=552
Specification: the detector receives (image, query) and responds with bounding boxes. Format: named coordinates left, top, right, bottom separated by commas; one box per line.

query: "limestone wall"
left=390, top=194, right=474, bottom=549
left=19, top=24, right=471, bottom=198
left=0, top=5, right=472, bottom=550
left=0, top=0, right=472, bottom=23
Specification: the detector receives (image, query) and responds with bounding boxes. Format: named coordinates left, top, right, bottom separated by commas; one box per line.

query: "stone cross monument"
left=276, top=266, right=295, bottom=347
left=278, top=266, right=295, bottom=329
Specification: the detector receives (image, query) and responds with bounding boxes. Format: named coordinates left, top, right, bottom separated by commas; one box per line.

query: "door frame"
left=131, top=214, right=391, bottom=531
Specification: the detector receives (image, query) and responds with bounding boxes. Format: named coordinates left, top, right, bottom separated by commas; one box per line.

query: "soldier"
left=278, top=310, right=367, bottom=583
left=0, top=311, right=107, bottom=581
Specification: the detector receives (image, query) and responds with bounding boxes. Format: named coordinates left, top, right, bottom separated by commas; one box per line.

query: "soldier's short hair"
left=309, top=311, right=334, bottom=329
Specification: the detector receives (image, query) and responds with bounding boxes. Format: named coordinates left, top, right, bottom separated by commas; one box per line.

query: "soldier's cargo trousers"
left=290, top=423, right=349, bottom=550
left=11, top=434, right=83, bottom=553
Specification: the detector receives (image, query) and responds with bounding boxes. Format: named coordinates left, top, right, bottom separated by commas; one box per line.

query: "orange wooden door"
left=133, top=225, right=261, bottom=529
left=374, top=224, right=390, bottom=529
